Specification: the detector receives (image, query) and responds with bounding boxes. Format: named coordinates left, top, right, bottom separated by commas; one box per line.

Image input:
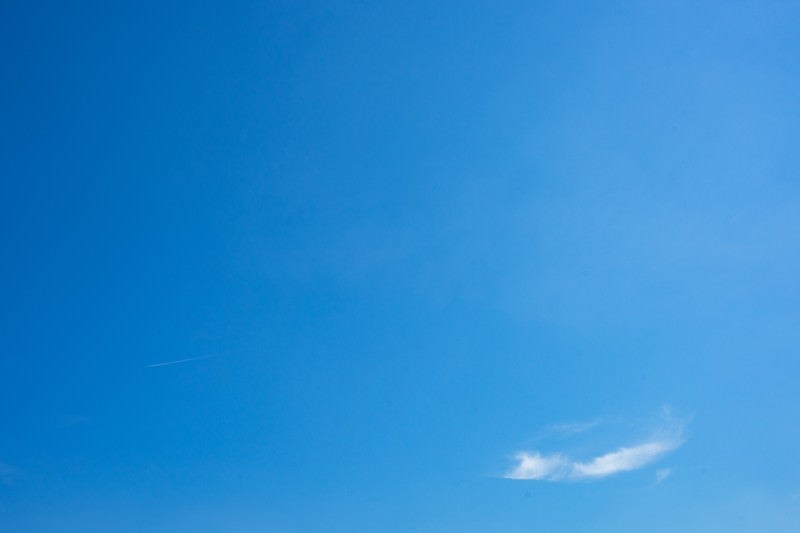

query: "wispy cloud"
left=504, top=411, right=686, bottom=481
left=146, top=355, right=214, bottom=368
left=543, top=418, right=603, bottom=438
left=655, top=468, right=671, bottom=484
left=571, top=440, right=679, bottom=478
left=505, top=452, right=571, bottom=481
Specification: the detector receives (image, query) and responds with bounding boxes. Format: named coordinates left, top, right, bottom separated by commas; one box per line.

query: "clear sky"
left=3, top=1, right=800, bottom=531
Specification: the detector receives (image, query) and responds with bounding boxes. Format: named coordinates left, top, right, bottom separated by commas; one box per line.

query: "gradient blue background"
left=2, top=1, right=800, bottom=531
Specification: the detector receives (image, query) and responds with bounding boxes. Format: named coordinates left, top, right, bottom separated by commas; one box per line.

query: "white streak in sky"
left=543, top=418, right=603, bottom=437
left=146, top=355, right=214, bottom=368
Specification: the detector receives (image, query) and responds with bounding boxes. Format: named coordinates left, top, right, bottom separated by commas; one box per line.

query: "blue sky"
left=2, top=1, right=800, bottom=531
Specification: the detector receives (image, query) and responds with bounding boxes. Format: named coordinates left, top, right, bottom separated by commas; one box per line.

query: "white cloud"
left=506, top=452, right=570, bottom=480
left=571, top=440, right=678, bottom=478
left=505, top=414, right=686, bottom=482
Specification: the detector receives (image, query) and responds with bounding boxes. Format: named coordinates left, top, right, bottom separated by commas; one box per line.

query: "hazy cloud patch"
left=542, top=418, right=603, bottom=438
left=655, top=468, right=671, bottom=484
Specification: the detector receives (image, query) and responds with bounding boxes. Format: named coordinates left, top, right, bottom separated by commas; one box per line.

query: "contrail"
left=146, top=355, right=214, bottom=368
